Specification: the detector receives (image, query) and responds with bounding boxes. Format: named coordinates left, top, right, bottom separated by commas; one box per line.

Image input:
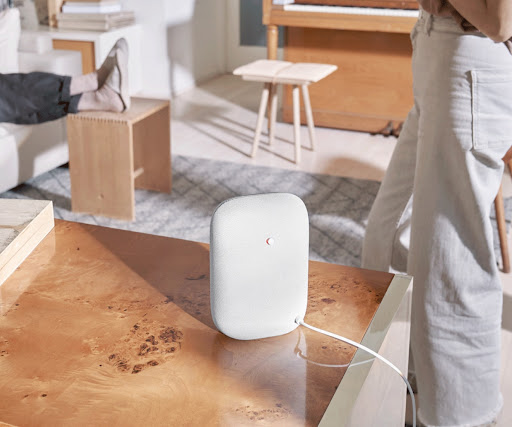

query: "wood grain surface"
left=264, top=7, right=417, bottom=34
left=70, top=97, right=170, bottom=125
left=0, top=221, right=393, bottom=426
left=283, top=26, right=413, bottom=133
left=293, top=0, right=419, bottom=9
left=67, top=113, right=135, bottom=220
left=133, top=103, right=172, bottom=193
left=0, top=200, right=54, bottom=287
left=262, top=0, right=415, bottom=133
left=52, top=40, right=95, bottom=74
left=67, top=98, right=171, bottom=220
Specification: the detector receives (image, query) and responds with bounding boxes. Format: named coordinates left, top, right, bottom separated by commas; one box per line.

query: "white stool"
left=233, top=60, right=337, bottom=164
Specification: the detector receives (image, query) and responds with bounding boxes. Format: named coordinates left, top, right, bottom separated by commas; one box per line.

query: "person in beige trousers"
left=362, top=1, right=512, bottom=426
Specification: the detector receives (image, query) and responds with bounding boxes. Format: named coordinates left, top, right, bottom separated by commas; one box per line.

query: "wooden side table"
left=67, top=98, right=172, bottom=221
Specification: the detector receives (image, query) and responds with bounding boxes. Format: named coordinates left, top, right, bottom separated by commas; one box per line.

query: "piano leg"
left=267, top=25, right=278, bottom=132
left=267, top=25, right=278, bottom=60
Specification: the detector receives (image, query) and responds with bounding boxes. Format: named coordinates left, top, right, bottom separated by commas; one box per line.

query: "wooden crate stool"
left=234, top=60, right=337, bottom=164
left=67, top=97, right=171, bottom=221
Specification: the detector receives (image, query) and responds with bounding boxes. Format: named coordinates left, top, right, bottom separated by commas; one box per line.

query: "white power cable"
left=295, top=347, right=375, bottom=368
left=295, top=328, right=374, bottom=369
left=296, top=316, right=416, bottom=427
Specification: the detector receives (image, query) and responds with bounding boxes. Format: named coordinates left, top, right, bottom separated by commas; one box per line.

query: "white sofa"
left=0, top=8, right=82, bottom=194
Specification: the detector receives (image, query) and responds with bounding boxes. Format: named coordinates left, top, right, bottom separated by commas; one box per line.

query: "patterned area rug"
left=1, top=155, right=509, bottom=267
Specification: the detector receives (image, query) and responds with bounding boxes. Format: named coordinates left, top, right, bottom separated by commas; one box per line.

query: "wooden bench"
left=234, top=59, right=337, bottom=164
left=67, top=97, right=172, bottom=221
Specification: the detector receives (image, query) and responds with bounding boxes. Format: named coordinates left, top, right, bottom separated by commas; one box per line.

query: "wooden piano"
left=263, top=0, right=419, bottom=135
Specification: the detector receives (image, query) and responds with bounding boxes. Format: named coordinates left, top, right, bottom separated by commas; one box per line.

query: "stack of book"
left=57, top=0, right=135, bottom=31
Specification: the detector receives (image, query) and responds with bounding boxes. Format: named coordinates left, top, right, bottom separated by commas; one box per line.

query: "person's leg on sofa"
left=0, top=38, right=129, bottom=125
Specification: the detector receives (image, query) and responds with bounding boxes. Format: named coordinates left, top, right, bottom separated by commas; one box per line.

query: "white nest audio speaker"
left=210, top=193, right=309, bottom=340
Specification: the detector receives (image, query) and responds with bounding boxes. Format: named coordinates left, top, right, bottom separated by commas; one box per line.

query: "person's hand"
left=449, top=0, right=512, bottom=42
left=502, top=145, right=512, bottom=164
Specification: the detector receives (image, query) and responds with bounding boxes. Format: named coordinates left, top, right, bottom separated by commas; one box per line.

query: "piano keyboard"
left=283, top=4, right=420, bottom=18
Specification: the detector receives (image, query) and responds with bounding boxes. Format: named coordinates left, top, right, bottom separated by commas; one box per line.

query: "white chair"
left=234, top=59, right=337, bottom=164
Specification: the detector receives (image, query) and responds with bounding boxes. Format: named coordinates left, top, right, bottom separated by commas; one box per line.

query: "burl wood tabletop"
left=0, top=220, right=393, bottom=426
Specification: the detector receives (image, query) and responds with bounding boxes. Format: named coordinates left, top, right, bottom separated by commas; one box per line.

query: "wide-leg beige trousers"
left=362, top=10, right=512, bottom=427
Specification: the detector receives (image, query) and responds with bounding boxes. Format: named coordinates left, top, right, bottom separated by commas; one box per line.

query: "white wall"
left=121, top=0, right=281, bottom=97
left=120, top=0, right=168, bottom=97
left=121, top=0, right=227, bottom=98
left=225, top=0, right=283, bottom=72
left=165, top=0, right=227, bottom=95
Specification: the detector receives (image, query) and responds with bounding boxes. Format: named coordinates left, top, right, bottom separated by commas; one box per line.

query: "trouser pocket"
left=471, top=69, right=512, bottom=151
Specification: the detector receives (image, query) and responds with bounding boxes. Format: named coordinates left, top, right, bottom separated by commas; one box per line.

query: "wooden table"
left=0, top=221, right=411, bottom=426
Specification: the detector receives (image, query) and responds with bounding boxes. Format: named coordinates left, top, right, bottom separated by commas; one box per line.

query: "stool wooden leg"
left=133, top=103, right=172, bottom=194
left=292, top=84, right=301, bottom=164
left=495, top=184, right=510, bottom=273
left=252, top=83, right=270, bottom=158
left=301, top=84, right=316, bottom=151
left=267, top=83, right=276, bottom=134
left=268, top=83, right=278, bottom=146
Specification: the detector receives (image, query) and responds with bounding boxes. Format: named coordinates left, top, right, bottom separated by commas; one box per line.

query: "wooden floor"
left=172, top=74, right=512, bottom=425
